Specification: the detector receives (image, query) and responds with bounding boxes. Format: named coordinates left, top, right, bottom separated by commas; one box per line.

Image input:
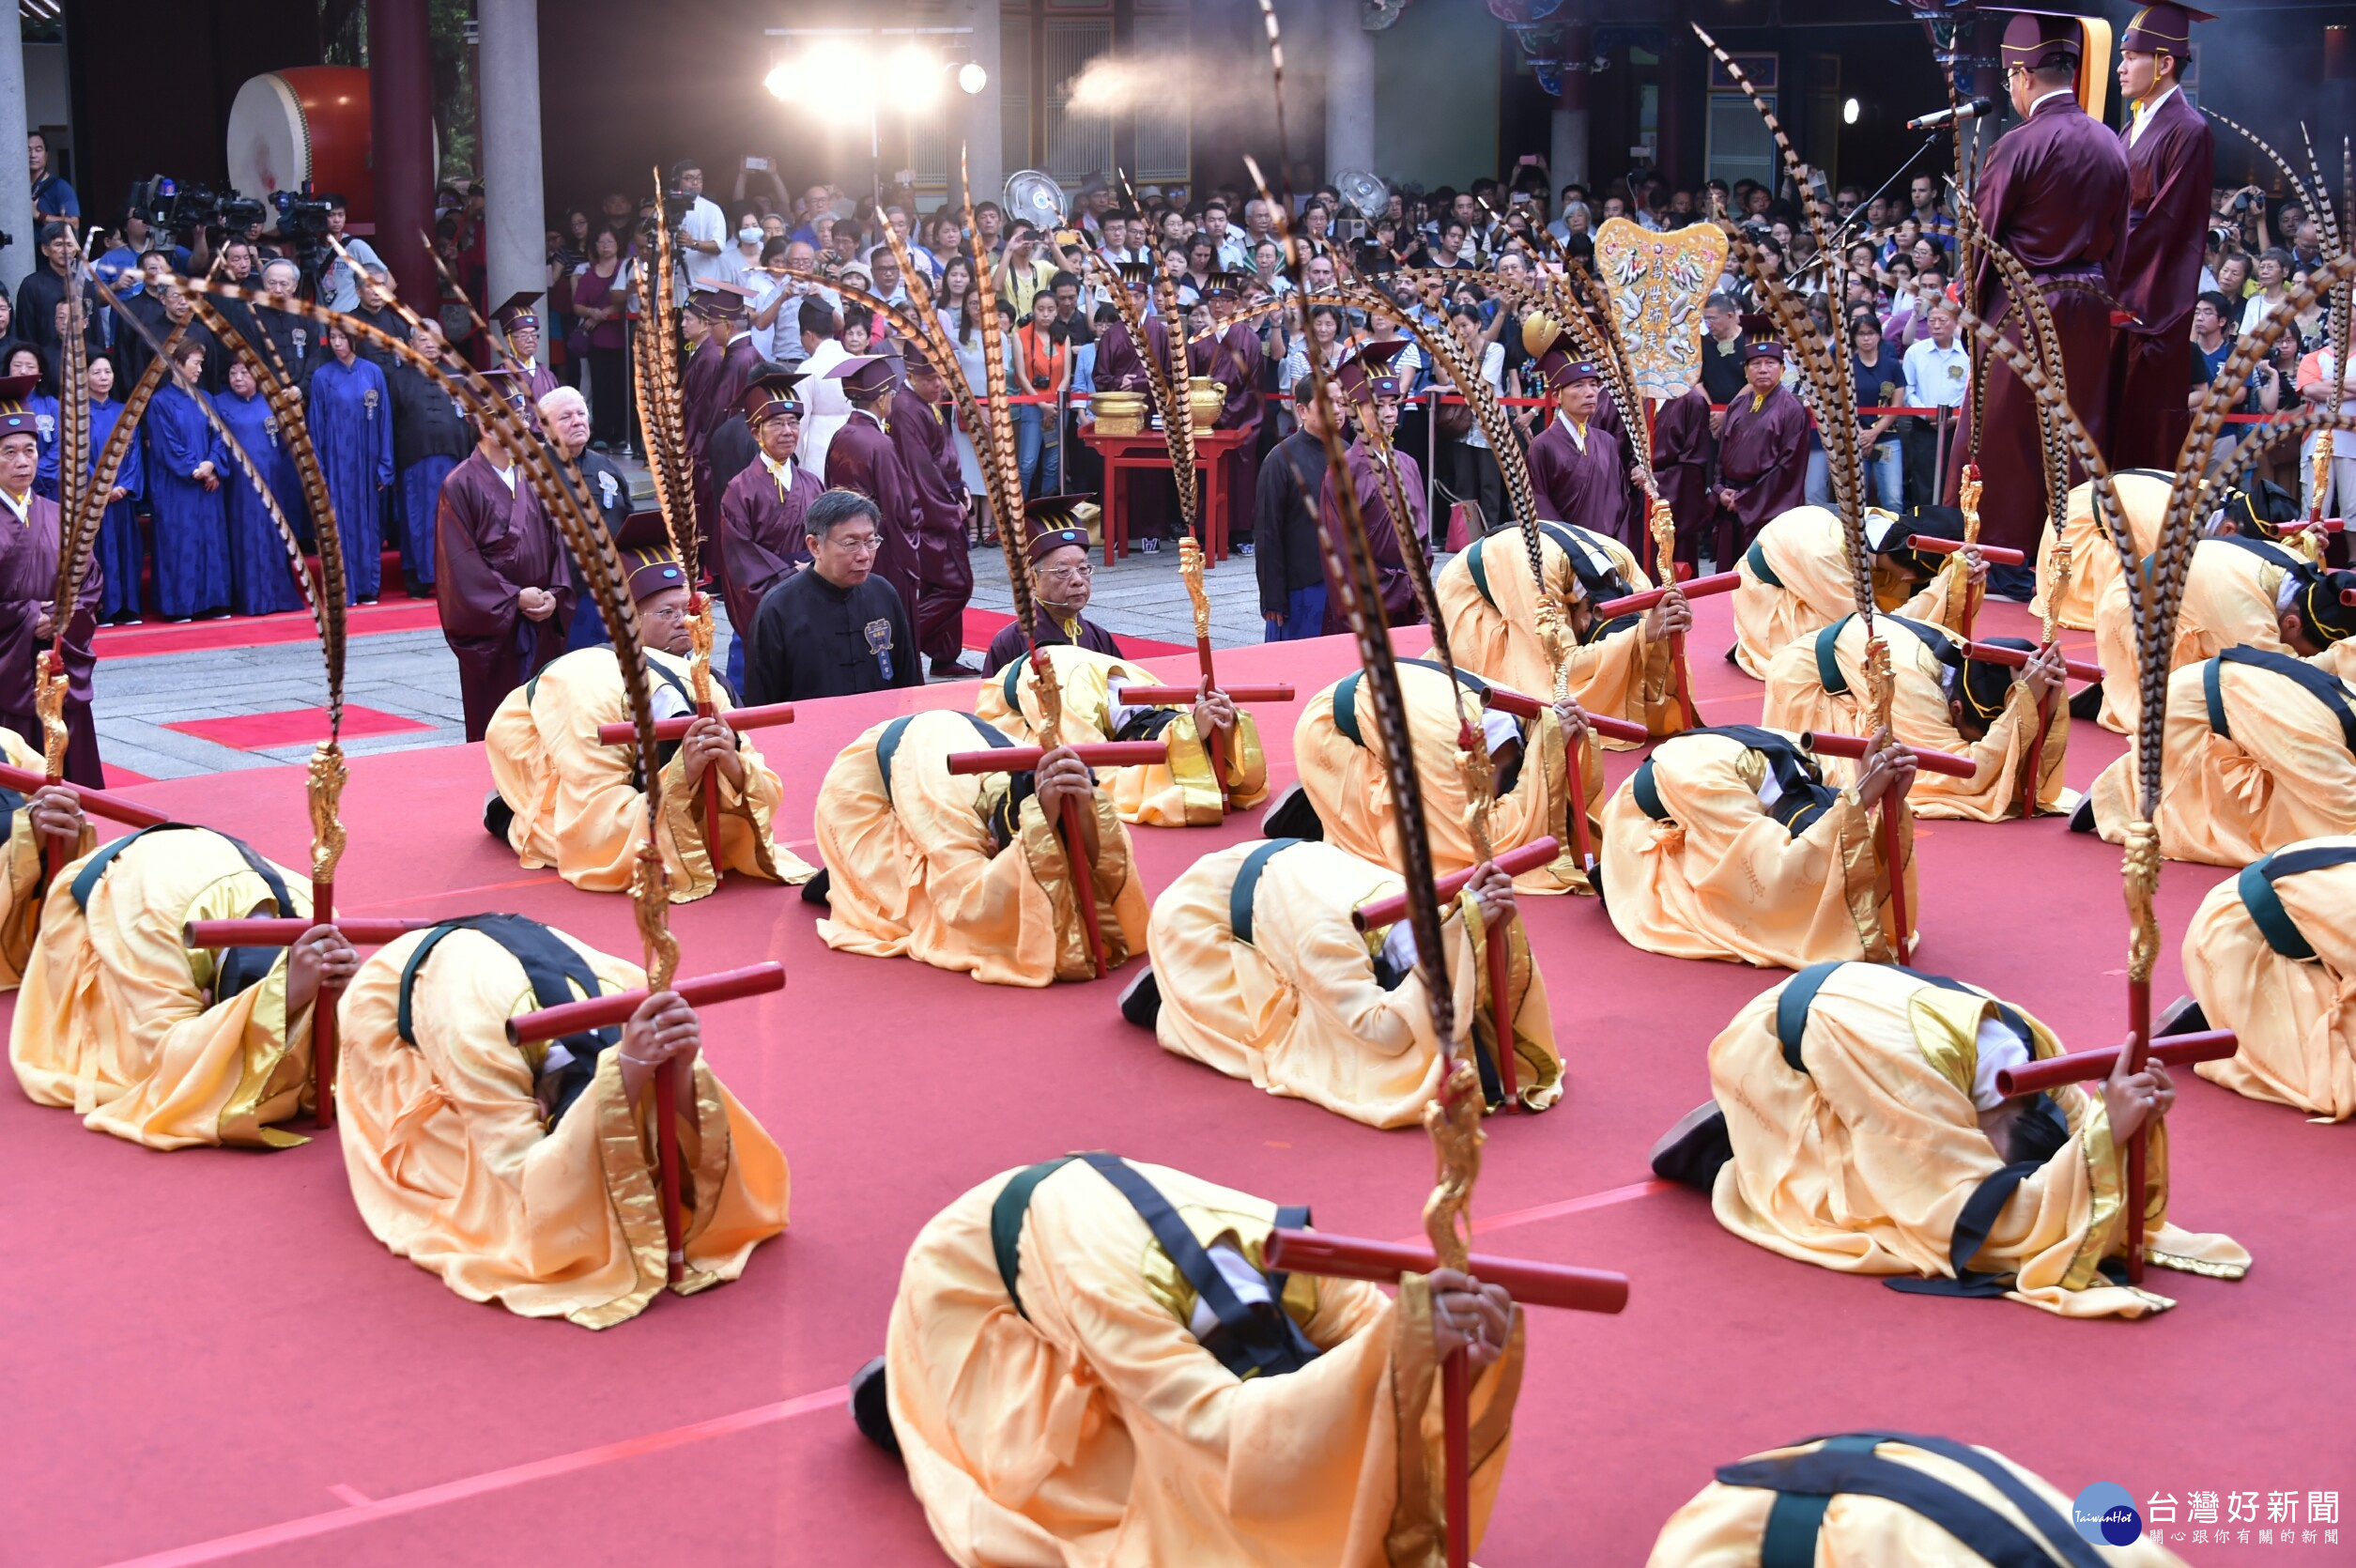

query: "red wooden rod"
left=1907, top=534, right=2026, bottom=564
left=1961, top=640, right=2104, bottom=684
left=1592, top=569, right=1741, bottom=619
left=313, top=876, right=337, bottom=1130
left=1193, top=634, right=1234, bottom=814
left=506, top=962, right=786, bottom=1044
left=1801, top=730, right=1978, bottom=778
left=2125, top=980, right=2152, bottom=1284
left=654, top=1060, right=685, bottom=1285
left=1351, top=837, right=1563, bottom=930
left=945, top=741, right=1170, bottom=775
left=1444, top=1350, right=1471, bottom=1568
left=1996, top=1029, right=2238, bottom=1098
left=0, top=762, right=170, bottom=828
left=1264, top=1228, right=1631, bottom=1314
left=2342, top=587, right=2356, bottom=607
left=2281, top=516, right=2344, bottom=533
left=593, top=701, right=797, bottom=746
left=1485, top=932, right=1517, bottom=1103
left=185, top=915, right=445, bottom=946
left=1475, top=683, right=1652, bottom=742
left=1113, top=682, right=1298, bottom=704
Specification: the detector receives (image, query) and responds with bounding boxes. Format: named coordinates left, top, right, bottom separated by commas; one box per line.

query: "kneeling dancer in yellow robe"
left=2180, top=836, right=2356, bottom=1120
left=1651, top=960, right=2248, bottom=1316
left=0, top=726, right=94, bottom=988
left=1600, top=726, right=1917, bottom=967
left=10, top=823, right=347, bottom=1148
left=1271, top=660, right=1601, bottom=896
left=2031, top=468, right=2170, bottom=632
left=1762, top=610, right=2071, bottom=821
left=335, top=914, right=786, bottom=1327
left=1433, top=519, right=1684, bottom=745
left=1126, top=841, right=1559, bottom=1125
left=856, top=1154, right=1523, bottom=1566
left=1646, top=1431, right=2187, bottom=1565
left=978, top=640, right=1266, bottom=826
left=2084, top=640, right=2356, bottom=865
left=810, top=708, right=1147, bottom=984
left=485, top=521, right=812, bottom=901
left=1731, top=503, right=1979, bottom=679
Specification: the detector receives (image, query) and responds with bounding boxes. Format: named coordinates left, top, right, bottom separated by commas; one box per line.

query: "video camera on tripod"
left=125, top=176, right=269, bottom=243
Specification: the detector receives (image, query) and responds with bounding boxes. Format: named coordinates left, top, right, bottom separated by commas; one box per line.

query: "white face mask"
left=739, top=227, right=763, bottom=246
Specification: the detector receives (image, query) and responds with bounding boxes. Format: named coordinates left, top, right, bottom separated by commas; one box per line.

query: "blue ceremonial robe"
left=213, top=389, right=307, bottom=616
left=144, top=384, right=233, bottom=620
left=400, top=455, right=456, bottom=595
left=28, top=392, right=58, bottom=501
left=85, top=397, right=146, bottom=621
left=306, top=356, right=393, bottom=602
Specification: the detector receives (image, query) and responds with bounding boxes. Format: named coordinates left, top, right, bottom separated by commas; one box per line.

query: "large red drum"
left=226, top=67, right=376, bottom=229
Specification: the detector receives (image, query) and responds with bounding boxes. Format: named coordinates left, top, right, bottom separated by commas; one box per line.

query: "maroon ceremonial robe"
left=435, top=453, right=573, bottom=742
left=1651, top=386, right=1716, bottom=572
left=0, top=492, right=101, bottom=785
left=1191, top=318, right=1265, bottom=547
left=1530, top=414, right=1633, bottom=545
left=1094, top=316, right=1169, bottom=396
left=1712, top=384, right=1809, bottom=561
left=983, top=612, right=1120, bottom=677
left=1944, top=90, right=2129, bottom=555
left=891, top=386, right=975, bottom=666
left=824, top=409, right=921, bottom=624
left=1318, top=441, right=1424, bottom=633
left=514, top=360, right=559, bottom=422
left=1590, top=389, right=1642, bottom=544
left=689, top=335, right=765, bottom=577
left=717, top=453, right=821, bottom=644
left=2109, top=87, right=2213, bottom=469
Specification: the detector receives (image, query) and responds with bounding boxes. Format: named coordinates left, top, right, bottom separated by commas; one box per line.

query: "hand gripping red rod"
left=1994, top=1029, right=2237, bottom=1098
left=593, top=702, right=796, bottom=746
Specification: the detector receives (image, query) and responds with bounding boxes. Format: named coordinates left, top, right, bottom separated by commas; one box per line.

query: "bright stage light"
left=885, top=43, right=941, bottom=105
left=764, top=62, right=799, bottom=100
left=1842, top=97, right=1860, bottom=125
left=958, top=61, right=989, bottom=96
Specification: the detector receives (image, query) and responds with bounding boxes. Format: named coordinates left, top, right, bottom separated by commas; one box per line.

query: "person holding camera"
left=1013, top=276, right=1074, bottom=500
left=670, top=161, right=731, bottom=293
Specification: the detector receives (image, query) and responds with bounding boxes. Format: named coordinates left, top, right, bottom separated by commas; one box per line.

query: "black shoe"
left=1117, top=965, right=1161, bottom=1029
left=930, top=658, right=983, bottom=680
left=1649, top=1101, right=1734, bottom=1193
left=2069, top=680, right=2103, bottom=721
left=800, top=867, right=833, bottom=907
left=849, top=1356, right=901, bottom=1458
left=2068, top=796, right=2096, bottom=835
left=1260, top=783, right=1324, bottom=841
left=2155, top=994, right=2211, bottom=1038
left=484, top=791, right=516, bottom=842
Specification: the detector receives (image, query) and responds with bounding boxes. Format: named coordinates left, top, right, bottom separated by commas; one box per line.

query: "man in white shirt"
left=1902, top=300, right=1970, bottom=508
left=1204, top=198, right=1253, bottom=273
left=321, top=199, right=383, bottom=312
left=796, top=297, right=853, bottom=478
left=671, top=160, right=733, bottom=292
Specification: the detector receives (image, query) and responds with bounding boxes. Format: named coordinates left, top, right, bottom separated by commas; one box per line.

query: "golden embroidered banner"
left=1594, top=217, right=1729, bottom=401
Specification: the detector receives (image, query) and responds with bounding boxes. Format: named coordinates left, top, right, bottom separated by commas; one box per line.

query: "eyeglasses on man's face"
left=1040, top=563, right=1093, bottom=584
left=826, top=533, right=884, bottom=555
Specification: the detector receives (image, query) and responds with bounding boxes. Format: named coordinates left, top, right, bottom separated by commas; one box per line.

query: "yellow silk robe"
left=485, top=646, right=812, bottom=903
left=0, top=725, right=93, bottom=989
left=2090, top=534, right=2345, bottom=735
left=2182, top=837, right=2356, bottom=1119
left=1146, top=839, right=1560, bottom=1128
left=335, top=924, right=787, bottom=1328
left=886, top=1158, right=1524, bottom=1568
left=1730, top=505, right=1963, bottom=680
left=2031, top=470, right=2169, bottom=632
left=1708, top=962, right=2248, bottom=1316
left=1759, top=615, right=2071, bottom=821
left=1293, top=661, right=1603, bottom=897
left=2089, top=653, right=2356, bottom=865
left=1432, top=526, right=1678, bottom=746
left=10, top=829, right=315, bottom=1149
left=1600, top=730, right=1910, bottom=968
left=1647, top=1436, right=2189, bottom=1566
left=977, top=644, right=1267, bottom=825
left=814, top=710, right=1148, bottom=985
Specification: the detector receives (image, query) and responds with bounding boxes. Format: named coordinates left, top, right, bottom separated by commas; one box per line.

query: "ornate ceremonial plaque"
left=1594, top=217, right=1729, bottom=401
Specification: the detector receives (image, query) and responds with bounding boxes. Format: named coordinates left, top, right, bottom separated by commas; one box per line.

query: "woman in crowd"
left=569, top=227, right=632, bottom=452
left=1441, top=303, right=1507, bottom=540
left=7, top=344, right=58, bottom=502
left=1176, top=238, right=1217, bottom=308
left=1278, top=303, right=1347, bottom=401
left=306, top=323, right=393, bottom=605
left=212, top=357, right=306, bottom=617
left=547, top=208, right=591, bottom=386
left=143, top=343, right=232, bottom=623
left=948, top=276, right=992, bottom=539
left=2240, top=248, right=2294, bottom=337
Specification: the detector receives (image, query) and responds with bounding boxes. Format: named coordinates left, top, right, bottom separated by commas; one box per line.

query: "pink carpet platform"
left=7, top=595, right=2346, bottom=1566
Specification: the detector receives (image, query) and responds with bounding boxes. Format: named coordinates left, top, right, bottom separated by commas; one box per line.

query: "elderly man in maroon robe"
left=682, top=284, right=763, bottom=576
left=1943, top=11, right=2129, bottom=600
left=821, top=354, right=922, bottom=626
left=436, top=372, right=573, bottom=742
left=489, top=294, right=560, bottom=419
left=0, top=381, right=100, bottom=783
left=1528, top=346, right=1639, bottom=545
left=1708, top=318, right=1809, bottom=570
left=1317, top=341, right=1424, bottom=632
left=1188, top=271, right=1265, bottom=552
left=891, top=340, right=978, bottom=678
left=1651, top=383, right=1716, bottom=577
left=2107, top=4, right=2215, bottom=469
left=717, top=367, right=821, bottom=687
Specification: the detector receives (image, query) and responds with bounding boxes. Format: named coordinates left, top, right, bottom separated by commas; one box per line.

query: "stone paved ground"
left=90, top=531, right=1285, bottom=781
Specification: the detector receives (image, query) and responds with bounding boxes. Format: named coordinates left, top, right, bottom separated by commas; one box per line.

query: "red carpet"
left=164, top=708, right=439, bottom=751
left=94, top=601, right=446, bottom=661
left=7, top=596, right=2344, bottom=1567
left=960, top=605, right=1195, bottom=660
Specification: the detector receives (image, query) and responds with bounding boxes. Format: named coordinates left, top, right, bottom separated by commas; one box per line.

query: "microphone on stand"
left=1907, top=98, right=1997, bottom=131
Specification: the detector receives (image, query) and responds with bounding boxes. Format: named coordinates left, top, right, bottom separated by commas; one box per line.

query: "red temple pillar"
left=368, top=0, right=438, bottom=316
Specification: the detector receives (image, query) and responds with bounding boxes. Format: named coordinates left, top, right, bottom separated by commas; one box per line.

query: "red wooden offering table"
left=1078, top=424, right=1255, bottom=565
